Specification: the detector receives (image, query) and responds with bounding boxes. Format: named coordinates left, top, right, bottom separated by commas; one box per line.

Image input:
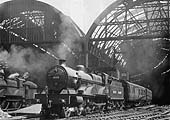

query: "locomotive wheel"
left=100, top=105, right=105, bottom=113
left=40, top=104, right=50, bottom=117
left=75, top=106, right=83, bottom=116
left=12, top=101, right=22, bottom=109
left=84, top=106, right=91, bottom=114
left=1, top=101, right=9, bottom=110
left=120, top=101, right=125, bottom=110
left=40, top=109, right=50, bottom=118
left=61, top=107, right=71, bottom=118
left=0, top=100, right=6, bottom=109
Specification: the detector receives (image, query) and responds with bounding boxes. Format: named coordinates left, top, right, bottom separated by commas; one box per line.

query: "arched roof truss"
left=86, top=0, right=170, bottom=71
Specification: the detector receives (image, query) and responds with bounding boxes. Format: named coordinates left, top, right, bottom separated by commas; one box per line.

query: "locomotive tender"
left=35, top=61, right=152, bottom=118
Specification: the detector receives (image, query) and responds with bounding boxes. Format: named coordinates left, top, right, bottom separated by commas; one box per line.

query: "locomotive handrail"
left=89, top=73, right=103, bottom=84
left=77, top=70, right=92, bottom=81
left=126, top=81, right=146, bottom=89
left=80, top=78, right=103, bottom=86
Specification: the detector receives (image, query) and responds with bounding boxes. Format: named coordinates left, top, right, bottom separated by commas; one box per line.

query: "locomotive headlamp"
left=60, top=99, right=66, bottom=104
left=59, top=59, right=66, bottom=65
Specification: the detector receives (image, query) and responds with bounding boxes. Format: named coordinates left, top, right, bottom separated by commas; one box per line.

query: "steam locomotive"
left=35, top=60, right=152, bottom=118
left=0, top=63, right=38, bottom=110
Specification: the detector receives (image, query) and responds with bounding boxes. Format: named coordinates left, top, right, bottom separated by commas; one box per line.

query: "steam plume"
left=56, top=14, right=82, bottom=60
left=120, top=39, right=162, bottom=74
left=0, top=45, right=57, bottom=87
left=0, top=13, right=83, bottom=87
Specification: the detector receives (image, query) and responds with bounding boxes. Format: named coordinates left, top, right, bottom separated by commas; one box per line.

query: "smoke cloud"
left=120, top=38, right=170, bottom=104
left=56, top=14, right=83, bottom=60
left=120, top=39, right=162, bottom=74
left=0, top=45, right=57, bottom=87
left=0, top=13, right=83, bottom=87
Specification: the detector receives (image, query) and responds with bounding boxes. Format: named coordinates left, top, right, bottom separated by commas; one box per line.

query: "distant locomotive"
left=35, top=61, right=152, bottom=118
left=0, top=64, right=38, bottom=110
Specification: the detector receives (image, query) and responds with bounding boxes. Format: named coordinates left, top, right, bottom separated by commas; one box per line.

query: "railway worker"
left=0, top=62, right=10, bottom=83
left=23, top=72, right=29, bottom=80
left=0, top=64, right=5, bottom=80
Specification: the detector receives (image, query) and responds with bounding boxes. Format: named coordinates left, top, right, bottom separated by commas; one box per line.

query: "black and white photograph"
left=0, top=0, right=169, bottom=119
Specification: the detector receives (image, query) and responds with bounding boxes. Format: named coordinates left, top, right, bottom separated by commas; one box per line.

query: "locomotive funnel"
left=59, top=59, right=66, bottom=66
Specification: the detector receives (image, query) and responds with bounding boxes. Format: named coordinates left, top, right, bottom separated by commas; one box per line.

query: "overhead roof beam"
left=99, top=18, right=169, bottom=26
left=89, top=43, right=116, bottom=66
left=115, top=2, right=168, bottom=10
left=90, top=34, right=169, bottom=41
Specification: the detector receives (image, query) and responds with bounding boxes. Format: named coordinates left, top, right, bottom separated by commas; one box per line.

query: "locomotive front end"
left=47, top=65, right=68, bottom=93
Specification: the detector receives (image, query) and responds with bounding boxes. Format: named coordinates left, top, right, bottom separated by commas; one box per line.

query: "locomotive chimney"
left=59, top=59, right=66, bottom=66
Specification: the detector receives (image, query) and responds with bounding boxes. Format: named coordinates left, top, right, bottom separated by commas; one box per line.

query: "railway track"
left=2, top=104, right=170, bottom=120
left=56, top=105, right=170, bottom=120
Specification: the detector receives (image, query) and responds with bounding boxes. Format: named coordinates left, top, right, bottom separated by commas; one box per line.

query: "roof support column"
left=85, top=37, right=89, bottom=68
left=168, top=0, right=169, bottom=35
left=125, top=3, right=128, bottom=36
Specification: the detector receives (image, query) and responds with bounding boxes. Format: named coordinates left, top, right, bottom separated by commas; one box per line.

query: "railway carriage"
left=146, top=88, right=152, bottom=104
left=122, top=80, right=152, bottom=106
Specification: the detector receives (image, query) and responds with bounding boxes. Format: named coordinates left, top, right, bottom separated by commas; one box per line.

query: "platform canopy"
left=86, top=0, right=170, bottom=75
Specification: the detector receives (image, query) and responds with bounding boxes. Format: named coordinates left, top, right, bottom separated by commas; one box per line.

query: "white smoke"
left=0, top=45, right=57, bottom=87
left=56, top=14, right=82, bottom=60
left=120, top=39, right=162, bottom=74
left=0, top=13, right=84, bottom=87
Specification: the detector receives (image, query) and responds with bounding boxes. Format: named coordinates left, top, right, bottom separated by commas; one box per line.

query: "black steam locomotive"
left=35, top=61, right=152, bottom=118
left=0, top=63, right=38, bottom=111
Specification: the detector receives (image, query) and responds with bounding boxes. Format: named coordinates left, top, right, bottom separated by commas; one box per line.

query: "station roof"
left=86, top=0, right=170, bottom=76
left=0, top=0, right=84, bottom=59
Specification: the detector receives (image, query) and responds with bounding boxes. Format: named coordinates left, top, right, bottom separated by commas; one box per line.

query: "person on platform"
left=0, top=64, right=5, bottom=80
left=22, top=72, right=30, bottom=80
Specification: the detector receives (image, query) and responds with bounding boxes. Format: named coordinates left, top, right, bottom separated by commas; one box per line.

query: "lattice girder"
left=86, top=0, right=170, bottom=70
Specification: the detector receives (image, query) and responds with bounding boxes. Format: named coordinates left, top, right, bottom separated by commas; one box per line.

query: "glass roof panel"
left=88, top=0, right=170, bottom=73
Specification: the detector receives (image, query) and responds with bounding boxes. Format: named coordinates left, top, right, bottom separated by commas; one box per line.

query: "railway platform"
left=0, top=104, right=41, bottom=120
